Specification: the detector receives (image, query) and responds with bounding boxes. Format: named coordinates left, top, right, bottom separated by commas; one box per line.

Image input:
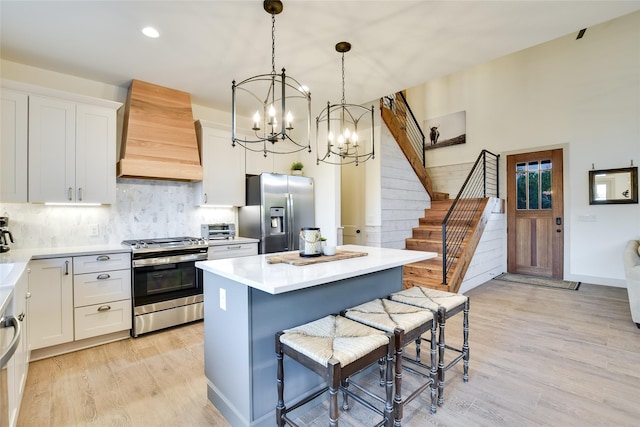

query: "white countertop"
left=196, top=245, right=436, bottom=295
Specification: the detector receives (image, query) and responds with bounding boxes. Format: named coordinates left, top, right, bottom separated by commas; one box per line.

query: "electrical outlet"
left=220, top=288, right=227, bottom=311
left=89, top=224, right=99, bottom=237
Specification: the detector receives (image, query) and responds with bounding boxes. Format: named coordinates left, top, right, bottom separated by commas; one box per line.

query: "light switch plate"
left=220, top=288, right=227, bottom=311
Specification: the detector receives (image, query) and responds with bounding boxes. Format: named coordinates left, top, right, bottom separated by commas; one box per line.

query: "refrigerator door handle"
left=287, top=193, right=294, bottom=250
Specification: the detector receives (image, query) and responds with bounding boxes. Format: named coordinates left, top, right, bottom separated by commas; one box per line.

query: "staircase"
left=404, top=198, right=494, bottom=293
left=380, top=92, right=500, bottom=294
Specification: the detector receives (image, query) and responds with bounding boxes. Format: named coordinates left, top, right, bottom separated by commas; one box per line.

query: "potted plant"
left=290, top=161, right=304, bottom=175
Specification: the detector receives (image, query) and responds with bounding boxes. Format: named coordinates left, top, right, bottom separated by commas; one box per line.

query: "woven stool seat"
left=343, top=299, right=438, bottom=423
left=389, top=287, right=470, bottom=407
left=280, top=315, right=389, bottom=367
left=276, top=315, right=395, bottom=427
left=389, top=286, right=468, bottom=313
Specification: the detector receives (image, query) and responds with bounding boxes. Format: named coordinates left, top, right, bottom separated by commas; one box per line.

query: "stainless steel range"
left=122, top=237, right=208, bottom=337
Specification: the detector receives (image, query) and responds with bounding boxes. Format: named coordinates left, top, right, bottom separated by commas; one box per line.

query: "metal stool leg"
left=275, top=332, right=286, bottom=427
left=463, top=298, right=470, bottom=382
left=437, top=306, right=446, bottom=407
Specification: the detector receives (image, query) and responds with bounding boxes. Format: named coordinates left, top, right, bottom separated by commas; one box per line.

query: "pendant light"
left=316, top=42, right=375, bottom=166
left=231, top=0, right=311, bottom=157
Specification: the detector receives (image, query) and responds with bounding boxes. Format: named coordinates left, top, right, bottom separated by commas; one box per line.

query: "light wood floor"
left=18, top=279, right=640, bottom=426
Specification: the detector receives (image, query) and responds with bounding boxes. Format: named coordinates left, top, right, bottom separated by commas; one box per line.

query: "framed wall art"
left=424, top=110, right=466, bottom=150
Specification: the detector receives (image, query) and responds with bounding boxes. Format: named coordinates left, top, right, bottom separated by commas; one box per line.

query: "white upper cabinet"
left=0, top=89, right=28, bottom=202
left=28, top=95, right=76, bottom=203
left=195, top=120, right=245, bottom=206
left=75, top=103, right=117, bottom=203
left=28, top=95, right=118, bottom=204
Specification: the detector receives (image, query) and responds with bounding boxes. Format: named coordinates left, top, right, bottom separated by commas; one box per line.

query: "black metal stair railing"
left=442, top=149, right=500, bottom=285
left=381, top=93, right=426, bottom=167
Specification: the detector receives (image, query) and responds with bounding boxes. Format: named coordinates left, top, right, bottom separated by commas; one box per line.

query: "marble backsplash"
left=0, top=179, right=236, bottom=249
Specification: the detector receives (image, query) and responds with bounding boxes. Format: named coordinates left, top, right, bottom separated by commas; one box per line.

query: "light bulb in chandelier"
left=285, top=111, right=293, bottom=130
left=268, top=104, right=276, bottom=125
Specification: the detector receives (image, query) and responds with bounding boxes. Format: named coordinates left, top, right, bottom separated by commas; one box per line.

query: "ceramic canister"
left=299, top=227, right=322, bottom=257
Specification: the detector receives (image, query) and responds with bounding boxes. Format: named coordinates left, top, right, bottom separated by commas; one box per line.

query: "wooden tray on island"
left=266, top=249, right=368, bottom=266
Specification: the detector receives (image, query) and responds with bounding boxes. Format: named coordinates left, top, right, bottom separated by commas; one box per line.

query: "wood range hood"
left=117, top=79, right=203, bottom=182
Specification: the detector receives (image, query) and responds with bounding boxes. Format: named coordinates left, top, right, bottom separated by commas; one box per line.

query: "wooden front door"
left=507, top=149, right=564, bottom=278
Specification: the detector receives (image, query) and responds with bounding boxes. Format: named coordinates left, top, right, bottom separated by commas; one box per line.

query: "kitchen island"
left=196, top=244, right=436, bottom=427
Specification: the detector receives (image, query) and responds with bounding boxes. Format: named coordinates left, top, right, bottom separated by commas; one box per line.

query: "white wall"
left=379, top=123, right=430, bottom=249
left=459, top=202, right=507, bottom=294
left=406, top=11, right=640, bottom=286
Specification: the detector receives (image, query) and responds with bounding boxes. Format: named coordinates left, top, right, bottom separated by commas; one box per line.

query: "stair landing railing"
left=381, top=92, right=426, bottom=167
left=442, top=149, right=499, bottom=286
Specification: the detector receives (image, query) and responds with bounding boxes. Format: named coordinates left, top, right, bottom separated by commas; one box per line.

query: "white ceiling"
left=2, top=1, right=640, bottom=117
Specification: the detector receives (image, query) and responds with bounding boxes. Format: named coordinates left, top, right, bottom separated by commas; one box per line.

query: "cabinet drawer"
left=74, top=299, right=132, bottom=341
left=74, top=269, right=131, bottom=307
left=208, top=243, right=258, bottom=260
left=73, top=252, right=131, bottom=274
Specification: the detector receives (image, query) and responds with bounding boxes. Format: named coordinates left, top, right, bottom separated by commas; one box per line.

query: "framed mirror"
left=589, top=166, right=638, bottom=205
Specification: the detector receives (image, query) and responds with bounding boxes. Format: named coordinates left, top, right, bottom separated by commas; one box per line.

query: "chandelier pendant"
left=316, top=41, right=375, bottom=166
left=231, top=0, right=311, bottom=157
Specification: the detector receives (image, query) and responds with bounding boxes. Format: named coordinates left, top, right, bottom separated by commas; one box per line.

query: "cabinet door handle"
left=97, top=305, right=111, bottom=312
left=96, top=255, right=110, bottom=261
left=226, top=245, right=242, bottom=250
left=97, top=273, right=110, bottom=280
left=25, top=292, right=31, bottom=299
left=204, top=193, right=208, bottom=204
left=78, top=187, right=83, bottom=201
left=64, top=260, right=70, bottom=275
left=67, top=187, right=73, bottom=201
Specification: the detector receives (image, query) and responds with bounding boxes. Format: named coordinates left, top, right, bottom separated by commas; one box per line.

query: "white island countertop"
left=195, top=244, right=436, bottom=295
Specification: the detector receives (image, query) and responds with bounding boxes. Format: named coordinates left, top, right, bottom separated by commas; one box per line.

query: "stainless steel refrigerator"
left=238, top=173, right=315, bottom=254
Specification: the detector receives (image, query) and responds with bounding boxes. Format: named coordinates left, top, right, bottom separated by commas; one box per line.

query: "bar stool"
left=389, top=286, right=469, bottom=406
left=276, top=315, right=395, bottom=427
left=342, top=298, right=438, bottom=426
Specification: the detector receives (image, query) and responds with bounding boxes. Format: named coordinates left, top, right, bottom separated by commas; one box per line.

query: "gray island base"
left=196, top=245, right=435, bottom=427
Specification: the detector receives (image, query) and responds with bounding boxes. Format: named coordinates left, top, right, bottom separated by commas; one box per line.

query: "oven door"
left=132, top=253, right=205, bottom=307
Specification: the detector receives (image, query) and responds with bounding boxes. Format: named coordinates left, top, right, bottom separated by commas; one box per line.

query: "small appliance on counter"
left=201, top=223, right=236, bottom=240
left=299, top=227, right=322, bottom=257
left=0, top=217, right=14, bottom=253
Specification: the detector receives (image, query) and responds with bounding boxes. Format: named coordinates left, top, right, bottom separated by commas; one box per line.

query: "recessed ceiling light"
left=142, top=27, right=160, bottom=38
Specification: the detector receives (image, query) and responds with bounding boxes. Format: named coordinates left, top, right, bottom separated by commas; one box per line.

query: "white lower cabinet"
left=208, top=242, right=258, bottom=260
left=6, top=266, right=30, bottom=427
left=74, top=300, right=131, bottom=341
left=28, top=258, right=74, bottom=350
left=28, top=252, right=132, bottom=355
left=73, top=253, right=131, bottom=340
